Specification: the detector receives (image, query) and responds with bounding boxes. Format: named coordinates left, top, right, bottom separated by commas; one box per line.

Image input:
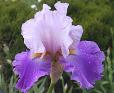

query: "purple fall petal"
left=63, top=41, right=105, bottom=89
left=13, top=51, right=51, bottom=93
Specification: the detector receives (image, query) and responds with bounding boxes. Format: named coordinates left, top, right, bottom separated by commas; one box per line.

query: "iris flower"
left=13, top=2, right=105, bottom=93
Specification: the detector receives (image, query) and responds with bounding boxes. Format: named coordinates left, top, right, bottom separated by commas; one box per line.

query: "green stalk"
left=47, top=82, right=55, bottom=93
left=61, top=77, right=65, bottom=93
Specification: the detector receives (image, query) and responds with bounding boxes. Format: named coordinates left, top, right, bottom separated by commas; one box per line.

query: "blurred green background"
left=0, top=0, right=114, bottom=93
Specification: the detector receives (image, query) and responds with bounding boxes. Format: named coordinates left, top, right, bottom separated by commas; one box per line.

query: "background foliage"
left=0, top=0, right=114, bottom=93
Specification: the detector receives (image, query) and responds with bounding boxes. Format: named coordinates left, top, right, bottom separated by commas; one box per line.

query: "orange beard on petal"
left=69, top=49, right=76, bottom=55
left=32, top=49, right=76, bottom=59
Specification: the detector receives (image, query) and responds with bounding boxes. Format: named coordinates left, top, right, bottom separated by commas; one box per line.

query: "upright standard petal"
left=21, top=1, right=74, bottom=57
left=63, top=41, right=105, bottom=89
left=13, top=51, right=51, bottom=93
left=70, top=25, right=83, bottom=49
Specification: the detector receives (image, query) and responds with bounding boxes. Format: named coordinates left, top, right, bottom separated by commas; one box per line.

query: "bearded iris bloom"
left=13, top=2, right=105, bottom=93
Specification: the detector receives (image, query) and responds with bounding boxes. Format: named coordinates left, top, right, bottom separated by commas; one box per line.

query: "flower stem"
left=61, top=77, right=65, bottom=93
left=47, top=82, right=55, bottom=93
